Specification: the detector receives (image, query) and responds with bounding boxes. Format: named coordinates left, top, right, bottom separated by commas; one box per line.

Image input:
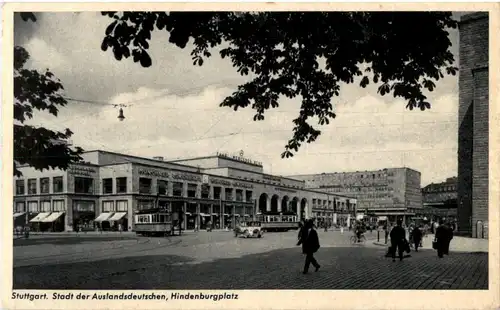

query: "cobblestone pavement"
left=13, top=230, right=487, bottom=289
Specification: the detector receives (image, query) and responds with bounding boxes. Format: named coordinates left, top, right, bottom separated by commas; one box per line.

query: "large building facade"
left=421, top=177, right=458, bottom=221
left=13, top=150, right=356, bottom=232
left=457, top=12, right=489, bottom=238
left=289, top=167, right=422, bottom=223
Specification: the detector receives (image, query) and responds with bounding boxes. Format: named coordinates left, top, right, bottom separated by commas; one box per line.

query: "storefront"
left=72, top=200, right=96, bottom=232
left=199, top=203, right=211, bottom=229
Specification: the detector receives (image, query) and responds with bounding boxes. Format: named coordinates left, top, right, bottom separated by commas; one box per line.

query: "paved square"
left=13, top=231, right=488, bottom=289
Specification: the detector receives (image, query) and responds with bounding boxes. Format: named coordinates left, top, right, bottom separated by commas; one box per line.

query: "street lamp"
left=117, top=108, right=125, bottom=121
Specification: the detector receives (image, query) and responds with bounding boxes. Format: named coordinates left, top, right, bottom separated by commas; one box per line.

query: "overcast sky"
left=14, top=12, right=468, bottom=186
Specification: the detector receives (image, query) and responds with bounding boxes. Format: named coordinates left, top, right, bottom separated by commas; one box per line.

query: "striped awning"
left=29, top=212, right=51, bottom=223
left=95, top=212, right=114, bottom=222
left=13, top=212, right=25, bottom=218
left=41, top=212, right=64, bottom=223
left=108, top=212, right=127, bottom=221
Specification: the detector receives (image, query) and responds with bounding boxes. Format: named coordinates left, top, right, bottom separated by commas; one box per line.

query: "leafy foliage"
left=100, top=12, right=458, bottom=158
left=14, top=44, right=83, bottom=176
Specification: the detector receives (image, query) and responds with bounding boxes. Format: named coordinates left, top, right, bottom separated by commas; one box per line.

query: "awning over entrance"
left=94, top=212, right=114, bottom=222
left=108, top=212, right=127, bottom=221
left=41, top=212, right=64, bottom=223
left=199, top=213, right=210, bottom=217
left=13, top=212, right=25, bottom=218
left=377, top=216, right=388, bottom=221
left=29, top=212, right=51, bottom=222
left=211, top=213, right=219, bottom=216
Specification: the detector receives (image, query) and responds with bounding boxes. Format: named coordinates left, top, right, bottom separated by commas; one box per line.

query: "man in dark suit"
left=435, top=219, right=454, bottom=258
left=297, top=219, right=321, bottom=274
left=390, top=219, right=406, bottom=262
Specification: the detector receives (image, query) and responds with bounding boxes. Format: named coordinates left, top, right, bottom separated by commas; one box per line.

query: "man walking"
left=390, top=219, right=406, bottom=262
left=412, top=225, right=423, bottom=252
left=297, top=219, right=321, bottom=274
left=435, top=220, right=454, bottom=257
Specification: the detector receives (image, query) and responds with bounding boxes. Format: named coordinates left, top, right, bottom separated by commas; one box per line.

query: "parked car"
left=234, top=221, right=264, bottom=238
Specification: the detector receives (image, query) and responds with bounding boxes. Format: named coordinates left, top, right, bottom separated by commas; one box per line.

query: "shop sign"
left=210, top=178, right=231, bottom=186
left=274, top=187, right=296, bottom=193
left=202, top=175, right=209, bottom=184
left=138, top=169, right=170, bottom=178
left=217, top=152, right=263, bottom=166
left=233, top=182, right=253, bottom=189
left=172, top=173, right=202, bottom=182
left=68, top=166, right=96, bottom=176
left=210, top=178, right=253, bottom=189
left=263, top=174, right=281, bottom=182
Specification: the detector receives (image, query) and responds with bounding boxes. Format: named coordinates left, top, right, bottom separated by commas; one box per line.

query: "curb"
left=373, top=242, right=389, bottom=247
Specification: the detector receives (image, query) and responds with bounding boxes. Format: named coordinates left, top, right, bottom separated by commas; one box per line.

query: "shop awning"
left=94, top=212, right=114, bottom=222
left=13, top=212, right=25, bottom=218
left=211, top=213, right=219, bottom=216
left=234, top=214, right=240, bottom=217
left=200, top=213, right=210, bottom=217
left=377, top=216, right=388, bottom=221
left=29, top=212, right=51, bottom=223
left=244, top=214, right=250, bottom=217
left=185, top=212, right=192, bottom=216
left=41, top=212, right=64, bottom=223
left=223, top=213, right=230, bottom=216
left=108, top=212, right=127, bottom=221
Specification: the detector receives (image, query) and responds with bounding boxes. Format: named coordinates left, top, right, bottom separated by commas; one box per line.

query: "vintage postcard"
left=1, top=2, right=499, bottom=310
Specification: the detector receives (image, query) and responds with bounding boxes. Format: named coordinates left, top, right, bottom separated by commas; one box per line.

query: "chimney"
left=153, top=156, right=164, bottom=161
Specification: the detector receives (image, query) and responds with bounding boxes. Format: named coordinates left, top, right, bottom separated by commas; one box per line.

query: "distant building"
left=457, top=12, right=489, bottom=238
left=13, top=150, right=356, bottom=232
left=421, top=177, right=457, bottom=220
left=288, top=167, right=422, bottom=224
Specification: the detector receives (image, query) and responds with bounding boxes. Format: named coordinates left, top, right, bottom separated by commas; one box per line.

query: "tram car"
left=255, top=212, right=300, bottom=232
left=134, top=209, right=173, bottom=237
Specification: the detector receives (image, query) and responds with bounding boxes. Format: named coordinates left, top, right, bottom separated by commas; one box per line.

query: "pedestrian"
left=297, top=219, right=321, bottom=274
left=389, top=219, right=406, bottom=262
left=444, top=221, right=454, bottom=255
left=412, top=225, right=423, bottom=252
left=297, top=220, right=305, bottom=240
left=434, top=219, right=452, bottom=258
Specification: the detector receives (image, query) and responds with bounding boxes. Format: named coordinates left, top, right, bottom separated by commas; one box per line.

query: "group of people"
left=389, top=219, right=455, bottom=261
left=295, top=217, right=455, bottom=274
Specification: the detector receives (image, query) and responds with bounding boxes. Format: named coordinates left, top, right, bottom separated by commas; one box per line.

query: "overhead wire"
left=28, top=76, right=458, bottom=158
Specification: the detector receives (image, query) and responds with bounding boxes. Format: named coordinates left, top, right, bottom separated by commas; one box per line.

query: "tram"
left=134, top=208, right=174, bottom=237
left=255, top=212, right=300, bottom=232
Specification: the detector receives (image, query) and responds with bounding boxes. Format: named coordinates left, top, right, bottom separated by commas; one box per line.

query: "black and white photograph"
left=3, top=4, right=499, bottom=309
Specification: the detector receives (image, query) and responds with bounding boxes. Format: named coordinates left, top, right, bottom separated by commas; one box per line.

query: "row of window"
left=322, top=184, right=396, bottom=193
left=313, top=211, right=337, bottom=217
left=14, top=200, right=130, bottom=213
left=16, top=177, right=64, bottom=195
left=102, top=200, right=128, bottom=212
left=310, top=171, right=396, bottom=183
left=137, top=177, right=253, bottom=201
left=422, top=185, right=457, bottom=193
left=15, top=200, right=66, bottom=213
left=356, top=193, right=394, bottom=199
left=16, top=176, right=255, bottom=201
left=311, top=199, right=355, bottom=210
